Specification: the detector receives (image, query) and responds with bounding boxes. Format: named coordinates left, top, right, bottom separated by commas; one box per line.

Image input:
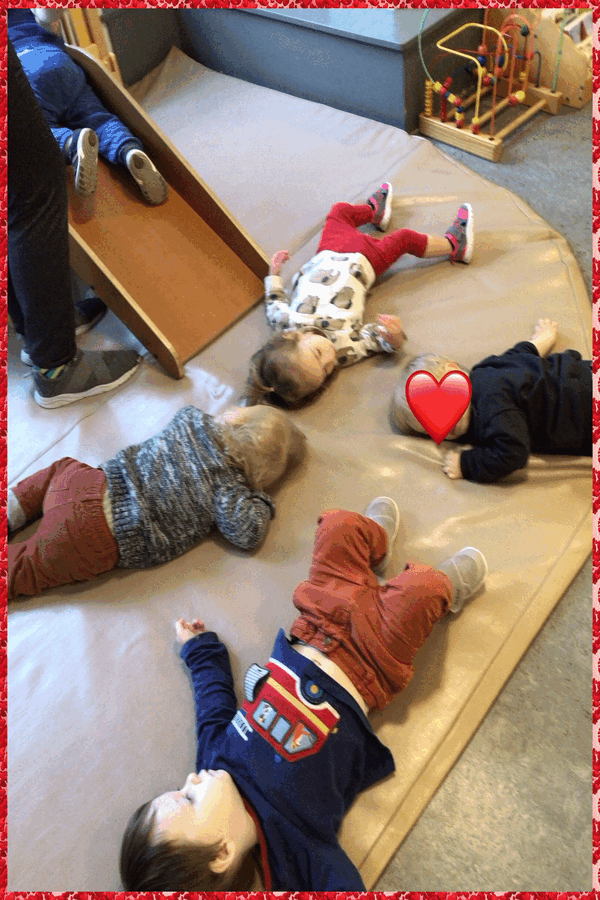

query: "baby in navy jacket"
left=8, top=9, right=168, bottom=204
left=120, top=498, right=487, bottom=890
left=391, top=318, right=592, bottom=484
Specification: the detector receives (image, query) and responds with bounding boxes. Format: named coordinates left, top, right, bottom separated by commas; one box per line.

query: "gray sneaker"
left=437, top=547, right=488, bottom=613
left=364, top=496, right=400, bottom=575
left=21, top=346, right=34, bottom=367
left=74, top=290, right=108, bottom=336
left=7, top=488, right=27, bottom=533
left=125, top=149, right=169, bottom=205
left=367, top=181, right=393, bottom=232
left=33, top=349, right=141, bottom=409
left=69, top=128, right=98, bottom=197
left=445, top=202, right=474, bottom=263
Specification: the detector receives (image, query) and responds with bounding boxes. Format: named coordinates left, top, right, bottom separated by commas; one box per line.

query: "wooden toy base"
left=66, top=46, right=267, bottom=379
left=420, top=84, right=562, bottom=163
left=419, top=113, right=503, bottom=162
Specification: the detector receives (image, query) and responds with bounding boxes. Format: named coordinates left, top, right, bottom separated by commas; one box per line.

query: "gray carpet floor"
left=375, top=100, right=593, bottom=891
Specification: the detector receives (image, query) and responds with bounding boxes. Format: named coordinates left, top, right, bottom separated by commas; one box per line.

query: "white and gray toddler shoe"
left=437, top=547, right=488, bottom=613
left=125, top=149, right=169, bottom=205
left=364, top=495, right=400, bottom=576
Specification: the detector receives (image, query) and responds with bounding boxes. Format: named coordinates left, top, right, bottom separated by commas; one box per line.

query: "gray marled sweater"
left=101, top=406, right=275, bottom=569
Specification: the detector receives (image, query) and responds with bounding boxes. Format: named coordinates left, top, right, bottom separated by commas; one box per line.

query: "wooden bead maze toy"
left=418, top=12, right=564, bottom=162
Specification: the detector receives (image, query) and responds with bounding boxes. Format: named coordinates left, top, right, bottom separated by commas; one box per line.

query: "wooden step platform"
left=66, top=45, right=267, bottom=379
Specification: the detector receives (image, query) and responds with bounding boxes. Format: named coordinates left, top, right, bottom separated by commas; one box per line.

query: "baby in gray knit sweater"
left=8, top=405, right=306, bottom=600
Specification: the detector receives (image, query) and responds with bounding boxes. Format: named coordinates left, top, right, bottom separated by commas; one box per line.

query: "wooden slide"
left=65, top=45, right=268, bottom=379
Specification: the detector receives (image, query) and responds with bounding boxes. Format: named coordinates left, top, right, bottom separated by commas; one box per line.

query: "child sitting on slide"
left=119, top=497, right=487, bottom=891
left=391, top=318, right=592, bottom=484
left=8, top=9, right=168, bottom=204
left=8, top=406, right=305, bottom=600
left=243, top=182, right=474, bottom=406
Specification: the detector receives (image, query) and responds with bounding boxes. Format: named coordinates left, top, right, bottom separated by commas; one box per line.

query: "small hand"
left=176, top=617, right=205, bottom=644
left=269, top=250, right=290, bottom=276
left=529, top=317, right=559, bottom=357
left=442, top=449, right=463, bottom=480
left=376, top=314, right=406, bottom=350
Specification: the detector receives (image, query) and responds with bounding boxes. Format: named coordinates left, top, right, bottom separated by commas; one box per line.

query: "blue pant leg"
left=15, top=42, right=84, bottom=155
left=7, top=40, right=76, bottom=368
left=63, top=62, right=142, bottom=165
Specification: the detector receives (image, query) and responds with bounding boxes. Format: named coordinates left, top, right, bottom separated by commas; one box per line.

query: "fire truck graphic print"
left=240, top=657, right=340, bottom=762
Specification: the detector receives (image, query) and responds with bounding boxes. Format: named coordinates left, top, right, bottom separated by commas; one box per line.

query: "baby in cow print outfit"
left=244, top=183, right=474, bottom=405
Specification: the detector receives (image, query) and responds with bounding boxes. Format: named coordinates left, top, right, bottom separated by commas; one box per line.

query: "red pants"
left=290, top=510, right=452, bottom=712
left=8, top=457, right=119, bottom=600
left=317, top=202, right=429, bottom=278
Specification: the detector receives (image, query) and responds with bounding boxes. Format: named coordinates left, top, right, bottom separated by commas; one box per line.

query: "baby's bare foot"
left=530, top=318, right=558, bottom=357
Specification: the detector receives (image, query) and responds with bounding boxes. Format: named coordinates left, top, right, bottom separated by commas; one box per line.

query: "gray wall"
left=103, top=8, right=484, bottom=133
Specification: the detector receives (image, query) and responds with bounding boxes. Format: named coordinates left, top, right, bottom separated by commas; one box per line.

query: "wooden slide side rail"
left=65, top=45, right=268, bottom=379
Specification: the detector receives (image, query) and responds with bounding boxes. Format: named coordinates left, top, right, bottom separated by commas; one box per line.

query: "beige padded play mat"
left=7, top=47, right=592, bottom=890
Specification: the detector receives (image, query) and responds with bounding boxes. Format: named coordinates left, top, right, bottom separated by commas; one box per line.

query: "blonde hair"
left=216, top=405, right=306, bottom=490
left=391, top=353, right=470, bottom=435
left=243, top=331, right=319, bottom=407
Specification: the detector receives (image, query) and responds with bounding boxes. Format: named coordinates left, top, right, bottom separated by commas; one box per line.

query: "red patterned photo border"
left=593, top=6, right=600, bottom=899
left=0, top=2, right=7, bottom=897
left=0, top=0, right=597, bottom=898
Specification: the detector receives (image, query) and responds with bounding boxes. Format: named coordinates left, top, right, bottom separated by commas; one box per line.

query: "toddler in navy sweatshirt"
left=391, top=318, right=591, bottom=484
left=120, top=498, right=488, bottom=890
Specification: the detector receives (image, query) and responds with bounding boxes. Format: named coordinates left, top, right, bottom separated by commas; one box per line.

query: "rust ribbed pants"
left=290, top=509, right=452, bottom=712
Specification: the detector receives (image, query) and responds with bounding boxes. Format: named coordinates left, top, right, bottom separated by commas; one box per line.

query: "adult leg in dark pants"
left=7, top=37, right=76, bottom=369
left=7, top=38, right=141, bottom=408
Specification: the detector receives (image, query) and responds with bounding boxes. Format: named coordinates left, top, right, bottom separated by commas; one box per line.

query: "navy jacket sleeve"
left=459, top=408, right=531, bottom=483
left=501, top=340, right=540, bottom=360
left=310, top=846, right=366, bottom=890
left=214, top=482, right=275, bottom=550
left=180, top=632, right=239, bottom=768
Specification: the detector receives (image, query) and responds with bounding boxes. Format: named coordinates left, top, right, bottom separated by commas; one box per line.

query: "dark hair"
left=242, top=331, right=313, bottom=407
left=120, top=800, right=259, bottom=891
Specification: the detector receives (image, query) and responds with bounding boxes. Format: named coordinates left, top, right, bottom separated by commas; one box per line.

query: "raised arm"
left=264, top=250, right=293, bottom=329
left=178, top=620, right=239, bottom=765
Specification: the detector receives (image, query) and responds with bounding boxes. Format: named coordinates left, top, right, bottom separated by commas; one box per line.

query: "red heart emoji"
left=405, top=370, right=472, bottom=444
